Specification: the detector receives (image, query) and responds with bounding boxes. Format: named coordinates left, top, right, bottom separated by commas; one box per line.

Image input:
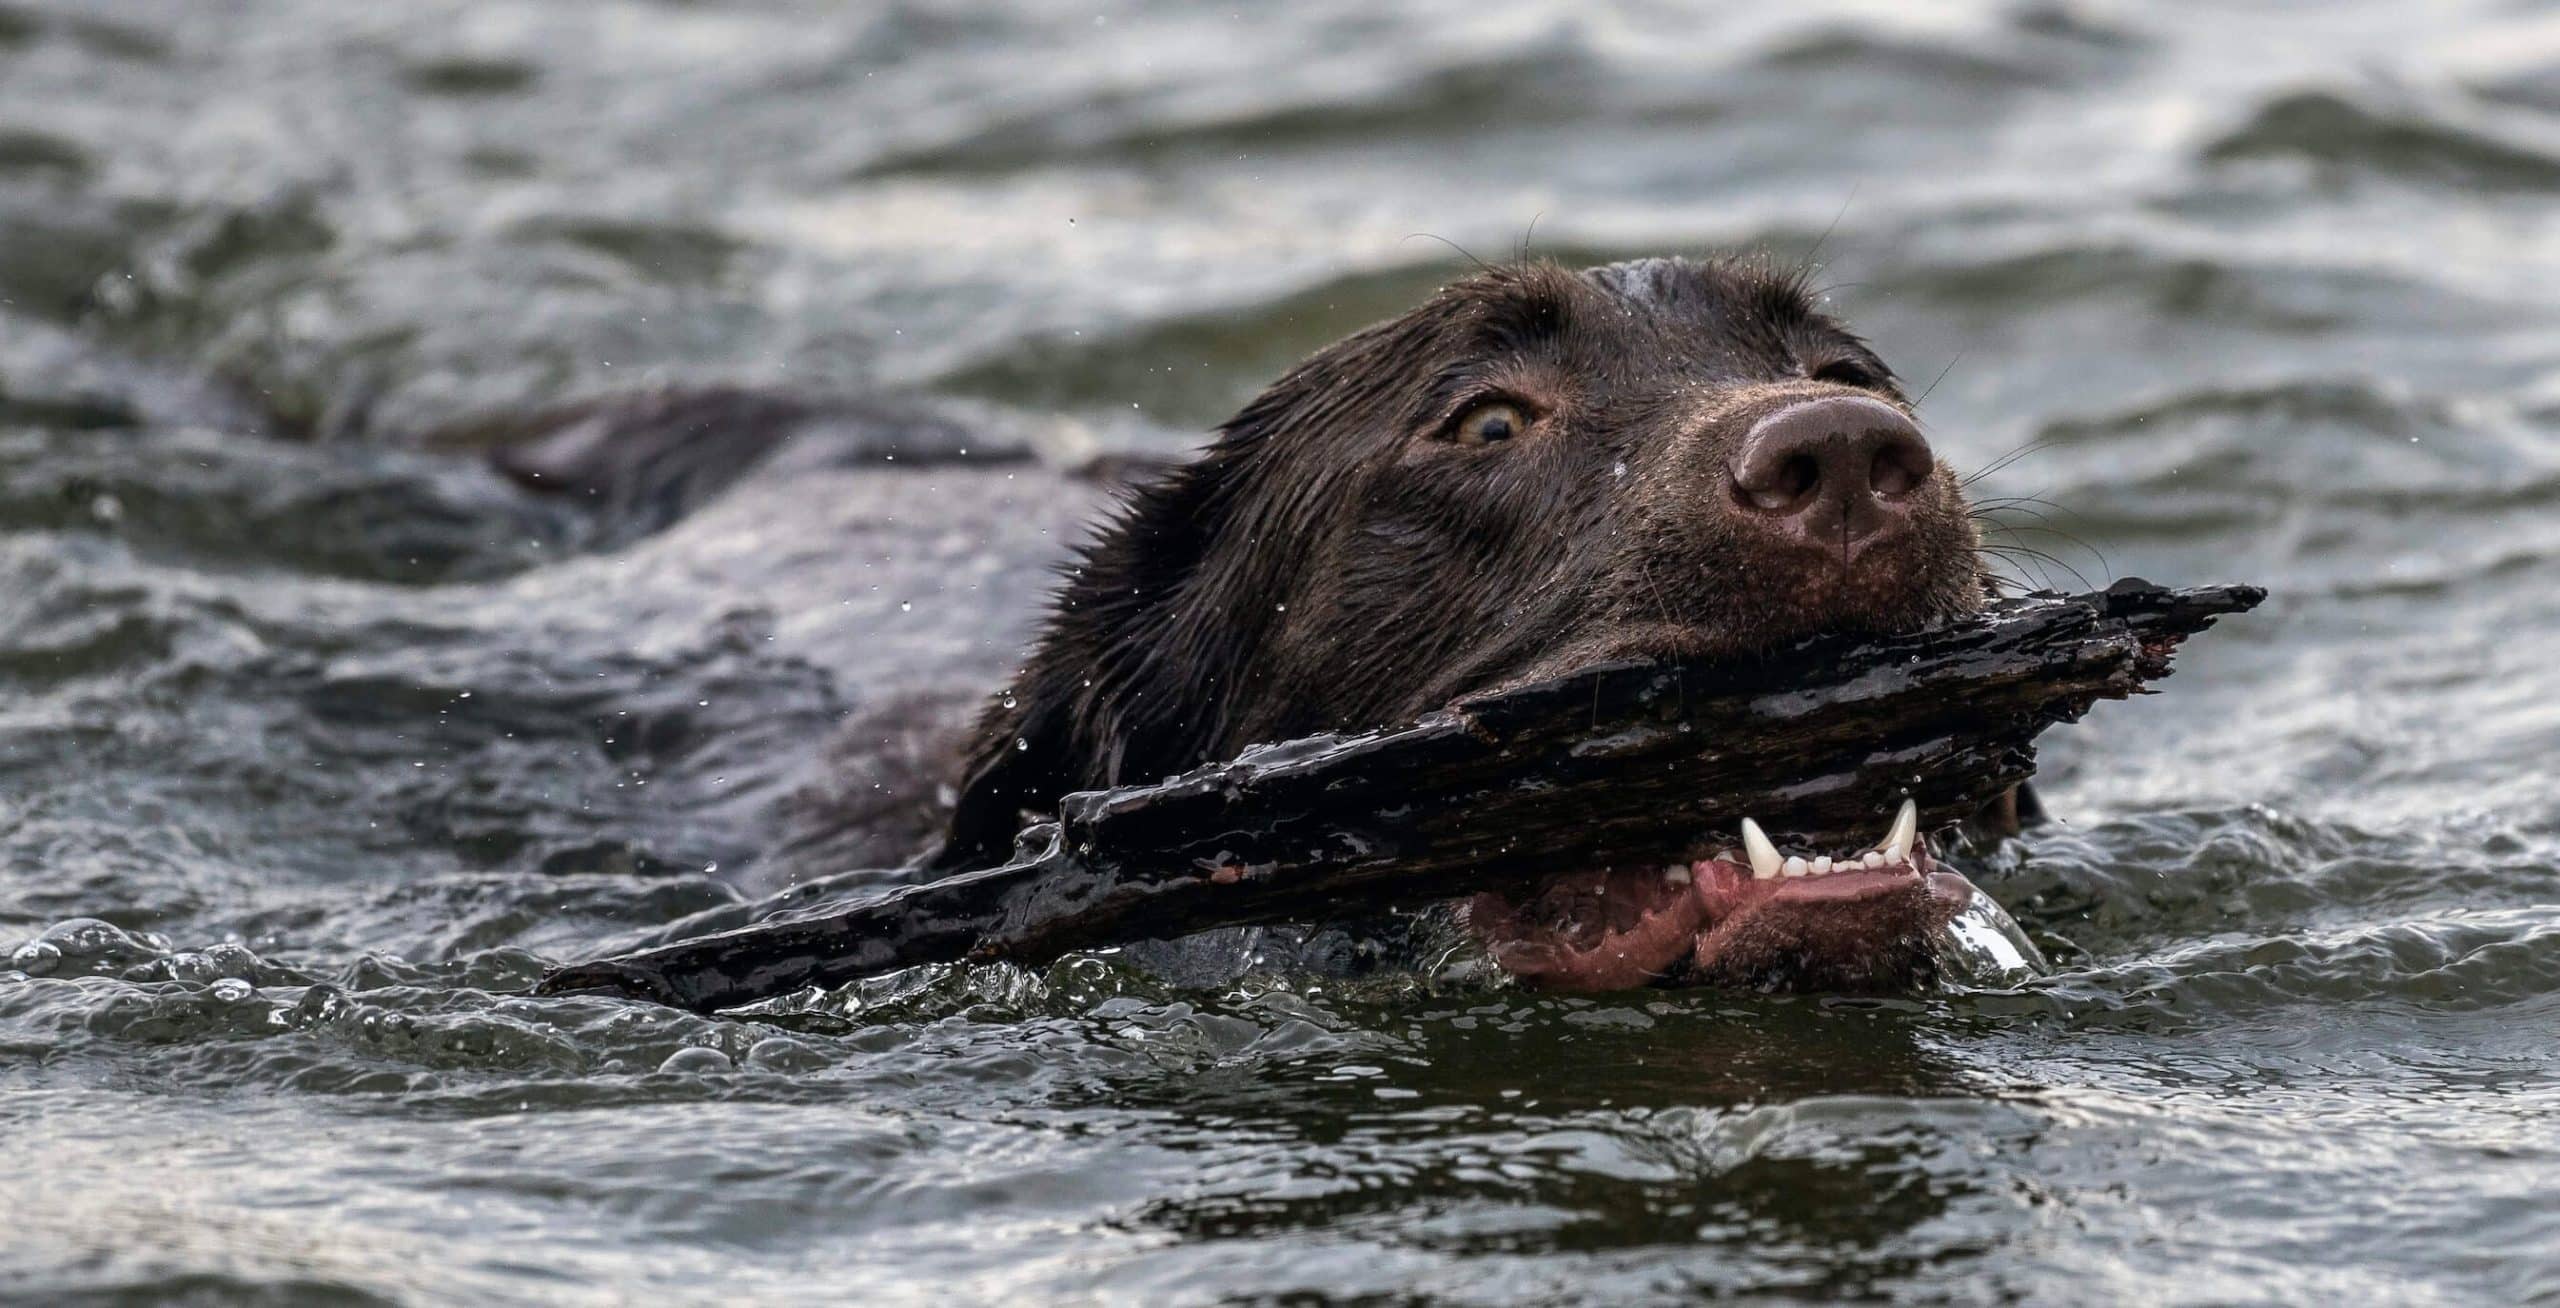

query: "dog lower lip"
left=1468, top=800, right=1972, bottom=991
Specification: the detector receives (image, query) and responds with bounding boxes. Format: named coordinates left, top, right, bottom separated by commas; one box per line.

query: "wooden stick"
left=536, top=579, right=2263, bottom=1011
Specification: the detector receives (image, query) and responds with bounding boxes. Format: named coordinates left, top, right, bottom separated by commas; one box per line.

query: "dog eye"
left=1449, top=400, right=1530, bottom=446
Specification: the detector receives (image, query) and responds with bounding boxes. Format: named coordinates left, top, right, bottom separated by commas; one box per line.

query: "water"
left=6, top=1, right=2560, bottom=1301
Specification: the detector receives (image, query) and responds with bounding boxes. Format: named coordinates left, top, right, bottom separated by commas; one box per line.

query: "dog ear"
left=934, top=309, right=1441, bottom=870
left=934, top=453, right=1253, bottom=870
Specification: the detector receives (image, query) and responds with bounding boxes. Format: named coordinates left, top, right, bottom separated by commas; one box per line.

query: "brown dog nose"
left=1730, top=396, right=1936, bottom=551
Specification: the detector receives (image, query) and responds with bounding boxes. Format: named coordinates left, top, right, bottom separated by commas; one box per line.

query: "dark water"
left=6, top=1, right=2560, bottom=1302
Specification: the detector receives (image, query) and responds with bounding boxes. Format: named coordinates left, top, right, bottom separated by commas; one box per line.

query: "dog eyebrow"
left=1464, top=277, right=1572, bottom=356
left=1733, top=263, right=1818, bottom=330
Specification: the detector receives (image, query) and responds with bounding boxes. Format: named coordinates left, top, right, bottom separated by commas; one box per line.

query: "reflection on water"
left=6, top=0, right=2560, bottom=1301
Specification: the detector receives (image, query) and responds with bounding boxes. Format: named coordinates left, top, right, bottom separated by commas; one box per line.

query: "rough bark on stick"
left=537, top=578, right=2264, bottom=1012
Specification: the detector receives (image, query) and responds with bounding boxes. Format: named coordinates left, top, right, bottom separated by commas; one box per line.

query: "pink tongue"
left=1468, top=868, right=1704, bottom=990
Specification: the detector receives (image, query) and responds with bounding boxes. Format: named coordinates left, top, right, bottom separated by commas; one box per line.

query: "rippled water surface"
left=7, top=1, right=2560, bottom=1302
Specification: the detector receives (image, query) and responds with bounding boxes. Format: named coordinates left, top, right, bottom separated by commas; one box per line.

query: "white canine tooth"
left=1811, top=855, right=1833, bottom=876
left=1864, top=850, right=1886, bottom=869
left=1782, top=855, right=1809, bottom=878
left=1883, top=798, right=1919, bottom=864
left=1663, top=864, right=1692, bottom=886
left=1740, top=819, right=1783, bottom=881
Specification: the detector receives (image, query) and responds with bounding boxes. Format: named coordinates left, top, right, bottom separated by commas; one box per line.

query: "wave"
left=2205, top=87, right=2560, bottom=191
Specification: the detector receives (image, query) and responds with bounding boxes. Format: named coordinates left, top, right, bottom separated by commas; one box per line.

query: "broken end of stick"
left=2101, top=576, right=2267, bottom=622
left=2103, top=577, right=2266, bottom=681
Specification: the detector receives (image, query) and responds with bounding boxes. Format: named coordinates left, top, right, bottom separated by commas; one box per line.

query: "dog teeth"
left=1740, top=818, right=1782, bottom=880
left=1737, top=803, right=1921, bottom=884
left=1880, top=798, right=1918, bottom=865
left=1663, top=864, right=1692, bottom=886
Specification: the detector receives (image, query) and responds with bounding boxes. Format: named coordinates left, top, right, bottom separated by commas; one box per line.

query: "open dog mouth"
left=1466, top=800, right=1976, bottom=991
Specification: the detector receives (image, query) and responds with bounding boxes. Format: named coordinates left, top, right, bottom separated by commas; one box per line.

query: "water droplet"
left=1000, top=693, right=1018, bottom=708
left=900, top=601, right=913, bottom=612
left=657, top=1046, right=734, bottom=1075
left=1015, top=738, right=1030, bottom=751
left=745, top=1036, right=831, bottom=1073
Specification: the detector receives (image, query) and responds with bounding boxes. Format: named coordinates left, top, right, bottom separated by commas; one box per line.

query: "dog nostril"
left=1870, top=441, right=1930, bottom=497
left=1748, top=454, right=1821, bottom=510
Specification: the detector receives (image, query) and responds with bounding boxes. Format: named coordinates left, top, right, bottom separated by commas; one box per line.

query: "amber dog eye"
left=1449, top=400, right=1531, bottom=447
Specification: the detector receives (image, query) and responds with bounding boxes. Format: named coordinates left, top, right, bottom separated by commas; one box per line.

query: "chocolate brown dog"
left=941, top=257, right=2003, bottom=990
left=489, top=255, right=2018, bottom=989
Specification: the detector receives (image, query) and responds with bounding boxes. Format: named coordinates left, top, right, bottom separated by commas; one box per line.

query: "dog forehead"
left=1579, top=258, right=1830, bottom=386
left=1582, top=256, right=1701, bottom=310
left=1584, top=257, right=1810, bottom=329
left=1422, top=258, right=1811, bottom=356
